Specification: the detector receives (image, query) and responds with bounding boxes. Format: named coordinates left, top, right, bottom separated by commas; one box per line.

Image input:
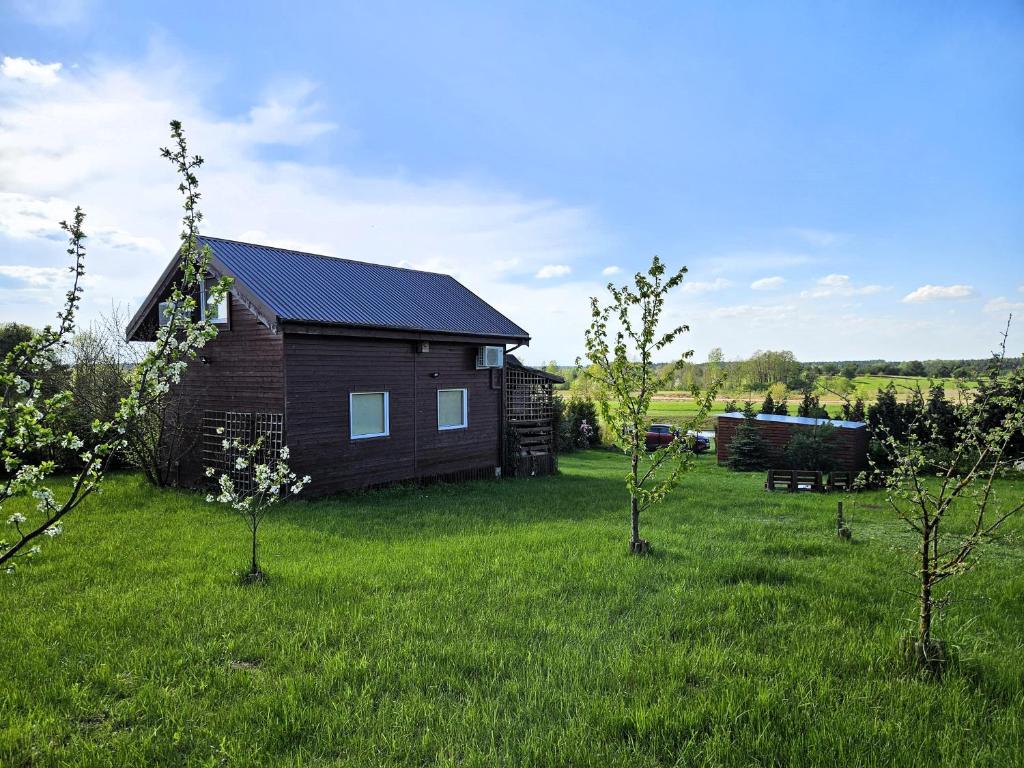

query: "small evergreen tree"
left=727, top=407, right=769, bottom=471
left=850, top=397, right=866, bottom=422
left=797, top=390, right=827, bottom=418
left=760, top=392, right=776, bottom=415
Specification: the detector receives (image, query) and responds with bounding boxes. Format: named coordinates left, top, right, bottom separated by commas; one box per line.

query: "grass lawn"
left=2, top=453, right=1022, bottom=767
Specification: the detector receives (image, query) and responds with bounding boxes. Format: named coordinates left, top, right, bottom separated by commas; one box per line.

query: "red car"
left=644, top=424, right=710, bottom=453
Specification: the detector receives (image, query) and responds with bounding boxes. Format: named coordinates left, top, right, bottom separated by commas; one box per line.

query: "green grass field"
left=645, top=397, right=729, bottom=426
left=844, top=374, right=970, bottom=401
left=639, top=374, right=976, bottom=427
left=2, top=454, right=1022, bottom=767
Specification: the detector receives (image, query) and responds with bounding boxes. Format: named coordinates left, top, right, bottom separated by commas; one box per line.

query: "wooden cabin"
left=715, top=412, right=868, bottom=471
left=127, top=236, right=558, bottom=496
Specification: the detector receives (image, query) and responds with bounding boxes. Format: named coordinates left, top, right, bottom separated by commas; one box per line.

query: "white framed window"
left=437, top=388, right=468, bottom=431
left=200, top=278, right=229, bottom=324
left=158, top=301, right=173, bottom=327
left=350, top=392, right=390, bottom=440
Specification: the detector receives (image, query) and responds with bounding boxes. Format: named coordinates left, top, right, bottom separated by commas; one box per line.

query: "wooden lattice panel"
left=202, top=410, right=284, bottom=492
left=504, top=365, right=557, bottom=475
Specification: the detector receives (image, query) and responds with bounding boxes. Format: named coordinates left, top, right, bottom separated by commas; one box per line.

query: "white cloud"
left=751, top=276, right=785, bottom=291
left=0, top=264, right=68, bottom=286
left=681, top=277, right=731, bottom=294
left=0, top=45, right=608, bottom=362
left=802, top=274, right=887, bottom=299
left=535, top=264, right=571, bottom=279
left=902, top=284, right=974, bottom=303
left=790, top=228, right=842, bottom=247
left=983, top=297, right=1024, bottom=314
left=601, top=265, right=620, bottom=276
left=1, top=56, right=63, bottom=86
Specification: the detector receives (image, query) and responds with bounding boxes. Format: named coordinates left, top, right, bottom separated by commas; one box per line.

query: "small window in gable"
left=158, top=301, right=173, bottom=327
left=201, top=277, right=229, bottom=324
left=438, top=388, right=468, bottom=430
left=350, top=392, right=390, bottom=440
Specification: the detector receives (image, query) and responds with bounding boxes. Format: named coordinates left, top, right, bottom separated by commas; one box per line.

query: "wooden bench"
left=765, top=469, right=824, bottom=493
left=827, top=471, right=855, bottom=493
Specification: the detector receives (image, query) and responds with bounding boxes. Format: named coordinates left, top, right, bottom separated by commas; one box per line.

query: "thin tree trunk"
left=630, top=450, right=640, bottom=545
left=919, top=528, right=932, bottom=648
left=250, top=523, right=259, bottom=575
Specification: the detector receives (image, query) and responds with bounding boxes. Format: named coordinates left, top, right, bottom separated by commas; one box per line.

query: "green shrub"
left=554, top=396, right=601, bottom=452
left=783, top=424, right=837, bottom=472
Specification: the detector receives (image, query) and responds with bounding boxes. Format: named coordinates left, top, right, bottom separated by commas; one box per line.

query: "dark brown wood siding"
left=172, top=293, right=285, bottom=485
left=715, top=416, right=868, bottom=471
left=283, top=334, right=500, bottom=495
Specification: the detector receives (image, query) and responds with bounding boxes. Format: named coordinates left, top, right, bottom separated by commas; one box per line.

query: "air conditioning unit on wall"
left=476, top=345, right=504, bottom=369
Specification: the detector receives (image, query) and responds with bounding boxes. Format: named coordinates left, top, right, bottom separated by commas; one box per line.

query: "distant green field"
left=843, top=375, right=972, bottom=402
left=646, top=398, right=729, bottom=427
left=637, top=374, right=977, bottom=429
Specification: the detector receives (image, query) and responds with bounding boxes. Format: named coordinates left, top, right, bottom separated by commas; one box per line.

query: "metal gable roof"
left=200, top=236, right=529, bottom=340
left=717, top=412, right=866, bottom=429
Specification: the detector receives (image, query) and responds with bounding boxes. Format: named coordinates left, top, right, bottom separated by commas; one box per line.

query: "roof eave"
left=279, top=318, right=529, bottom=346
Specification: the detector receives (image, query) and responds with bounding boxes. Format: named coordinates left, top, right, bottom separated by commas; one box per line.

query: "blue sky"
left=1, top=0, right=1022, bottom=363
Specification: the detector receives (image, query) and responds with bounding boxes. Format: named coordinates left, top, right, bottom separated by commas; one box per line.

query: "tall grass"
left=1, top=454, right=1021, bottom=766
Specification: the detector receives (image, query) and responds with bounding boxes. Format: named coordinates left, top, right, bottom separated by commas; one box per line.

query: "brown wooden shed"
left=126, top=237, right=551, bottom=496
left=715, top=412, right=868, bottom=471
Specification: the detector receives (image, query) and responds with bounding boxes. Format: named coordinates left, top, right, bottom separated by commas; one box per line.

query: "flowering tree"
left=0, top=120, right=229, bottom=571
left=206, top=440, right=310, bottom=583
left=0, top=211, right=88, bottom=569
left=579, top=256, right=721, bottom=554
left=872, top=319, right=1024, bottom=674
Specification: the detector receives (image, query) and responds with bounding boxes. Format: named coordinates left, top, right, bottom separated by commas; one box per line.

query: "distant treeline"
left=539, top=349, right=1020, bottom=394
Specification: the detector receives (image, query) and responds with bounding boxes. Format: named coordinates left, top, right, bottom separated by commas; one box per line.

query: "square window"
left=437, top=388, right=468, bottom=430
left=350, top=392, right=389, bottom=439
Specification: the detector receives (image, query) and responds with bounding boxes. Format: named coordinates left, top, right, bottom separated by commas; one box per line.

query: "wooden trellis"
left=201, top=410, right=284, bottom=494
left=503, top=356, right=562, bottom=477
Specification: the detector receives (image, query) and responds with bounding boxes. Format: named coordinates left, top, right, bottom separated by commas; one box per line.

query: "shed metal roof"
left=199, top=236, right=529, bottom=339
left=717, top=412, right=866, bottom=429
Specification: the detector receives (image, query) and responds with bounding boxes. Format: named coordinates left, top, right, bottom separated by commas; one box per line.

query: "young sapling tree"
left=579, top=256, right=721, bottom=554
left=873, top=319, right=1024, bottom=675
left=206, top=439, right=310, bottom=583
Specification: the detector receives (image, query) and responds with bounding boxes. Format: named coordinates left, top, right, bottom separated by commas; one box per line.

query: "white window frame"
left=437, top=388, right=468, bottom=431
left=158, top=300, right=173, bottom=327
left=350, top=391, right=390, bottom=440
left=200, top=278, right=229, bottom=325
